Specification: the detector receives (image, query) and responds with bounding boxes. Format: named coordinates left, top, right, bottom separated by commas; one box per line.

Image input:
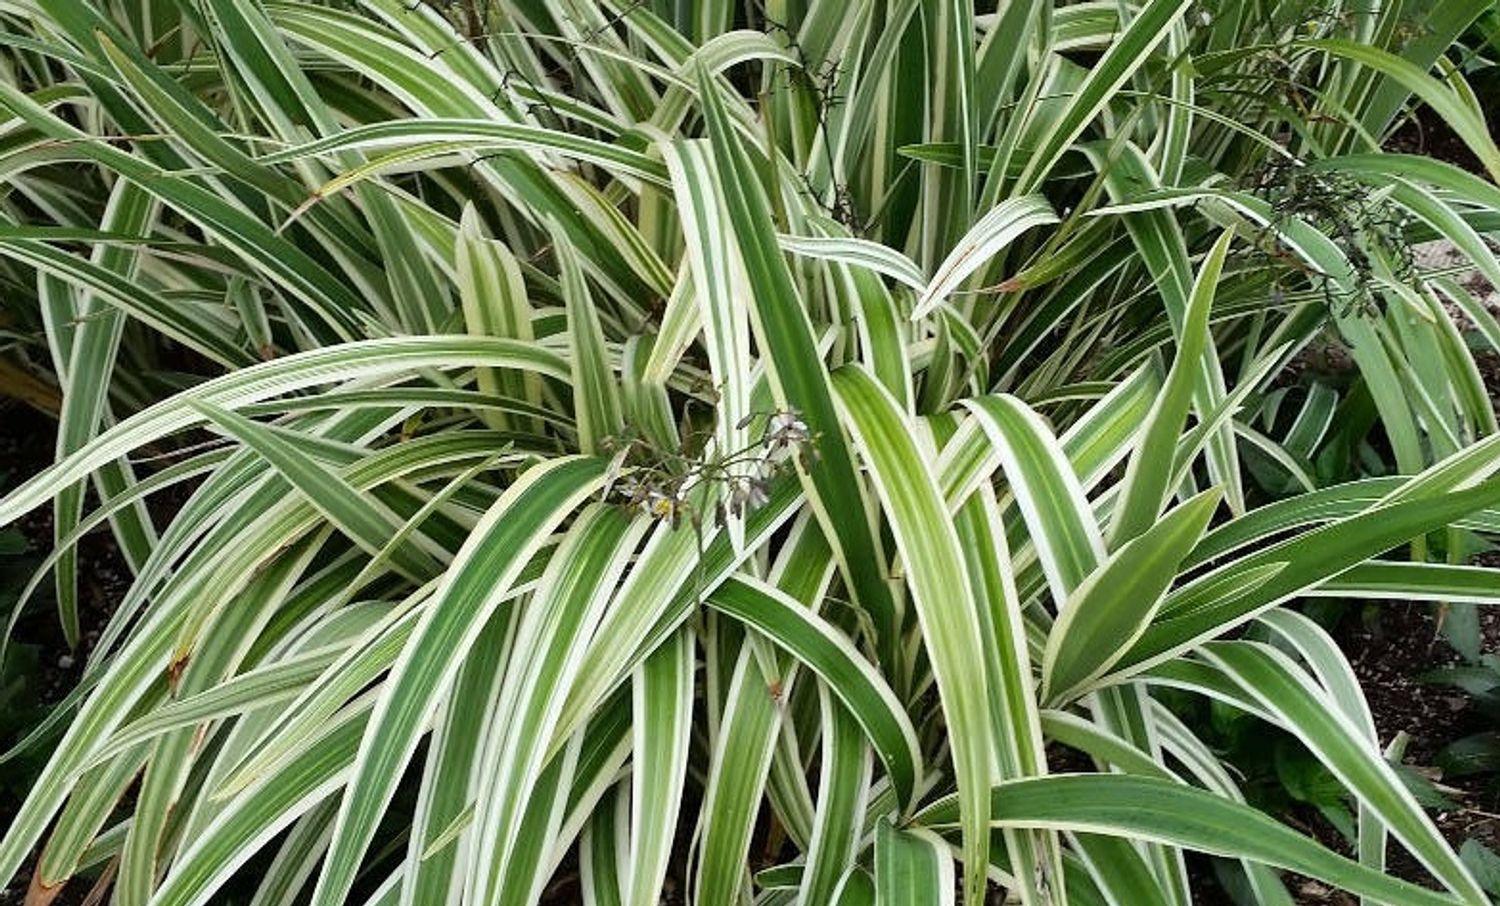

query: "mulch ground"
left=0, top=405, right=131, bottom=906
left=1287, top=603, right=1500, bottom=905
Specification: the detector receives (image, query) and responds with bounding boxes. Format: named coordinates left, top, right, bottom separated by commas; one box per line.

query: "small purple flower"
left=763, top=410, right=810, bottom=459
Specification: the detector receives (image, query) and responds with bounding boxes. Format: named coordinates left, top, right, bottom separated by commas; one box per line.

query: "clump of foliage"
left=1, top=0, right=1499, bottom=904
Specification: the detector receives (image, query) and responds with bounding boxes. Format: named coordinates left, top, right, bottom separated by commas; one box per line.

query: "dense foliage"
left=2, top=0, right=1500, bottom=903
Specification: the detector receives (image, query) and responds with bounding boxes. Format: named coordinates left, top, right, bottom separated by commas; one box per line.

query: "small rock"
left=57, top=653, right=74, bottom=669
left=1299, top=879, right=1330, bottom=898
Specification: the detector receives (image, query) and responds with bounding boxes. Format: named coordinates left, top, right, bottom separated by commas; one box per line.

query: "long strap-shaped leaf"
left=193, top=401, right=443, bottom=580
left=1121, top=477, right=1500, bottom=676
left=1255, top=609, right=1388, bottom=901
left=799, top=683, right=872, bottom=906
left=554, top=476, right=803, bottom=749
left=456, top=206, right=540, bottom=432
left=308, top=456, right=609, bottom=906
left=874, top=819, right=955, bottom=906
left=151, top=700, right=373, bottom=906
left=400, top=606, right=512, bottom=906
left=0, top=335, right=568, bottom=527
left=664, top=139, right=755, bottom=544
left=960, top=393, right=1104, bottom=603
left=1201, top=641, right=1485, bottom=904
left=831, top=364, right=991, bottom=903
left=255, top=118, right=670, bottom=185
left=201, top=603, right=423, bottom=802
left=915, top=775, right=1466, bottom=906
left=1308, top=562, right=1500, bottom=603
left=777, top=233, right=927, bottom=292
left=951, top=478, right=1060, bottom=906
left=467, top=505, right=646, bottom=905
left=1302, top=39, right=1500, bottom=183
left=79, top=645, right=340, bottom=766
left=0, top=81, right=367, bottom=343
left=555, top=225, right=624, bottom=454
left=48, top=179, right=159, bottom=647
left=1109, top=229, right=1233, bottom=542
left=910, top=195, right=1058, bottom=319
left=623, top=627, right=693, bottom=906
left=694, top=642, right=789, bottom=906
left=0, top=236, right=251, bottom=368
left=690, top=514, right=830, bottom=902
left=960, top=390, right=1188, bottom=900
left=1009, top=0, right=1192, bottom=194
left=708, top=575, right=921, bottom=808
left=1044, top=488, right=1220, bottom=705
left=1084, top=145, right=1243, bottom=519
left=697, top=66, right=899, bottom=668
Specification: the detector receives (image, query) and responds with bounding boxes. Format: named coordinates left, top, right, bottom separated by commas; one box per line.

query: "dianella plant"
left=2, top=0, right=1500, bottom=904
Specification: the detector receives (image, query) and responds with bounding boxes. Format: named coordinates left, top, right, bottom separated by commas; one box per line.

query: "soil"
left=1287, top=603, right=1500, bottom=905
left=0, top=404, right=131, bottom=906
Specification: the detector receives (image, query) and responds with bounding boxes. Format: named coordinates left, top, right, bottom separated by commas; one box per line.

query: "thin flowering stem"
left=604, top=409, right=812, bottom=527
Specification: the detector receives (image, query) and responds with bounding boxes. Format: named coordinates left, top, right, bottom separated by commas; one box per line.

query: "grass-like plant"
left=2, top=0, right=1500, bottom=903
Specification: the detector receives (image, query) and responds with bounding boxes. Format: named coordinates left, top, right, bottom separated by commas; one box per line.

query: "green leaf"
left=1044, top=488, right=1221, bottom=704
left=916, top=775, right=1467, bottom=906
left=911, top=195, right=1057, bottom=319
left=624, top=627, right=693, bottom=906
left=1110, top=230, right=1233, bottom=543
left=1122, top=478, right=1500, bottom=676
left=874, top=819, right=955, bottom=906
left=309, top=457, right=609, bottom=906
left=555, top=224, right=624, bottom=454
left=708, top=576, right=921, bottom=809
left=192, top=400, right=442, bottom=581
left=1302, top=39, right=1500, bottom=182
left=832, top=364, right=991, bottom=902
left=1202, top=641, right=1485, bottom=904
left=697, top=65, right=899, bottom=666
